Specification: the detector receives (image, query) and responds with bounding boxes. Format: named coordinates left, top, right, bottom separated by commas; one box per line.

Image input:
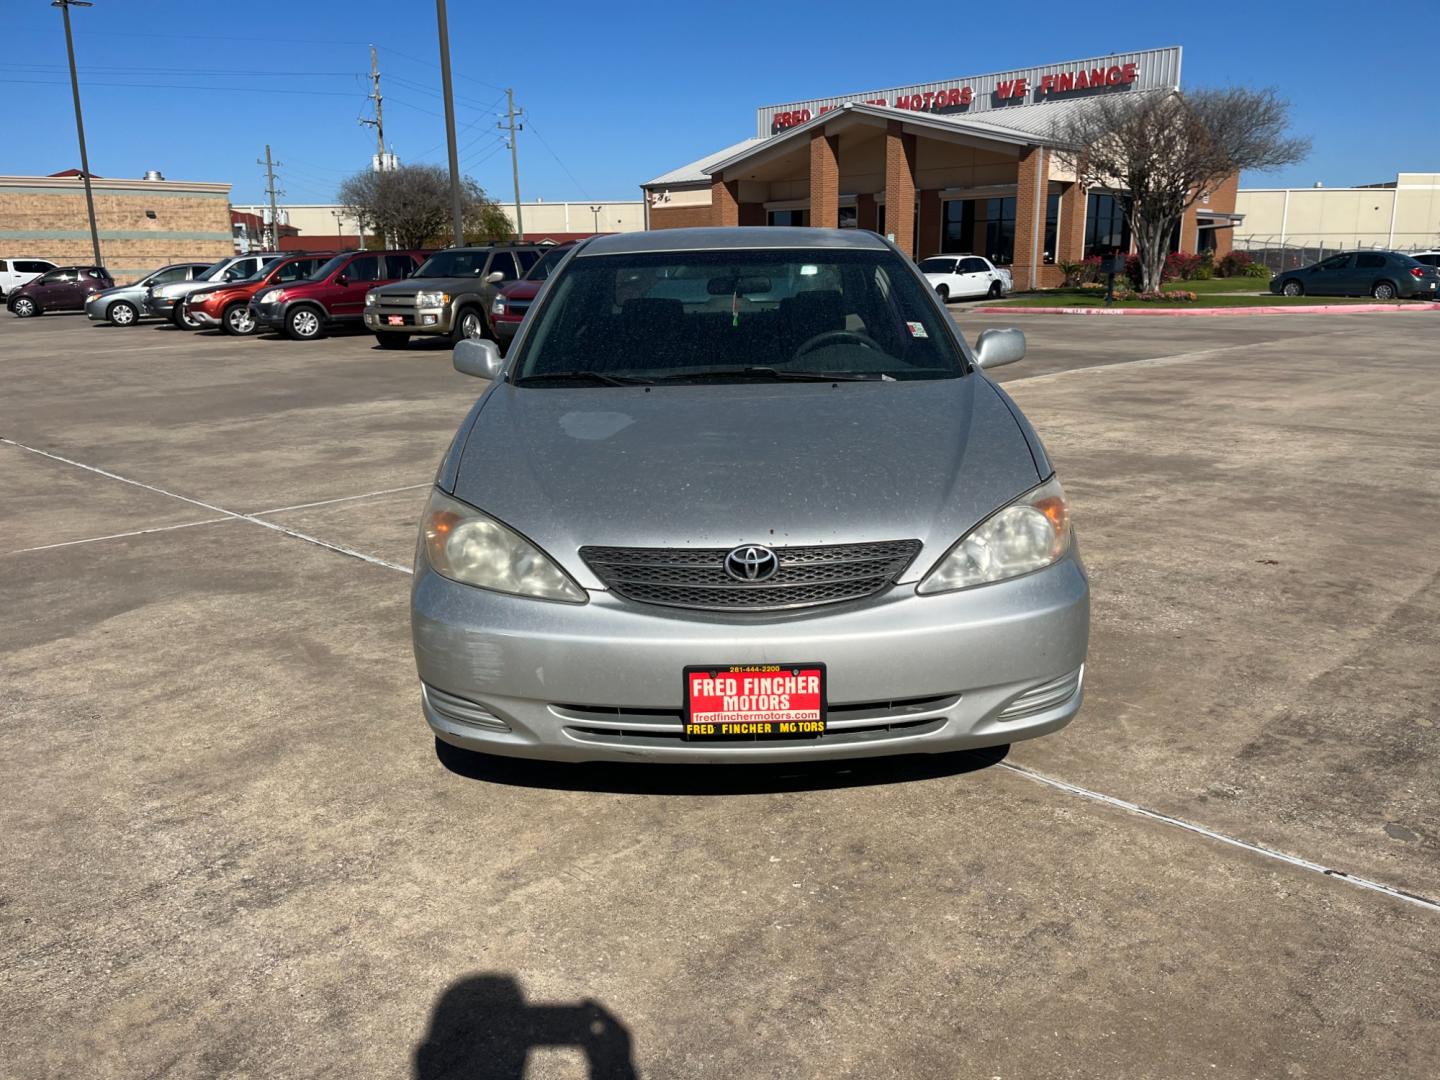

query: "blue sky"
left=4, top=1, right=1432, bottom=204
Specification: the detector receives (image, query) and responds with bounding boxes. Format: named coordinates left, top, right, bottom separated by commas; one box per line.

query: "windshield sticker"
left=906, top=321, right=928, bottom=338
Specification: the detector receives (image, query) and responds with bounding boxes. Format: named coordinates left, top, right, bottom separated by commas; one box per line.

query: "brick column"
left=738, top=202, right=765, bottom=227
left=1058, top=181, right=1087, bottom=267
left=917, top=189, right=942, bottom=260
left=711, top=177, right=740, bottom=227
left=884, top=121, right=917, bottom=257
left=809, top=131, right=840, bottom=230
left=1179, top=203, right=1199, bottom=253
left=1011, top=145, right=1046, bottom=292
left=856, top=192, right=878, bottom=232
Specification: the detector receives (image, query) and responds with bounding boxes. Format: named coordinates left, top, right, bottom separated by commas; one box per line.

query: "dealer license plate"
left=386, top=315, right=405, bottom=326
left=683, top=664, right=826, bottom=739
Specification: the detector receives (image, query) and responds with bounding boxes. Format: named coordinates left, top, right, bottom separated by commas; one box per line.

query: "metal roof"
left=578, top=226, right=889, bottom=256
left=643, top=138, right=766, bottom=188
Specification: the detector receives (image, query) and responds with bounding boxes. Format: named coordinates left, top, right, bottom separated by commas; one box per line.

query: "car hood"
left=152, top=278, right=216, bottom=299
left=91, top=282, right=145, bottom=300
left=376, top=275, right=486, bottom=294
left=500, top=279, right=542, bottom=300
left=450, top=376, right=1041, bottom=588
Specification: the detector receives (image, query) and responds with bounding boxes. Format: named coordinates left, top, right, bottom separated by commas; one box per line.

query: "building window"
left=1043, top=193, right=1060, bottom=264
left=767, top=209, right=809, bottom=227
left=1084, top=193, right=1130, bottom=257
left=941, top=198, right=1015, bottom=263
left=838, top=205, right=858, bottom=229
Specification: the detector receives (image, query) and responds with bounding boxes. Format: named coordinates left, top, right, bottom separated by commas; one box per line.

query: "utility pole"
left=359, top=44, right=386, bottom=164
left=500, top=89, right=524, bottom=240
left=54, top=0, right=102, bottom=266
left=435, top=0, right=465, bottom=246
left=259, top=145, right=285, bottom=251
left=590, top=205, right=602, bottom=235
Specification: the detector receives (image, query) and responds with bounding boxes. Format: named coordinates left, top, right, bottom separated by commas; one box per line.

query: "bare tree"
left=1054, top=88, right=1309, bottom=291
left=338, top=164, right=511, bottom=249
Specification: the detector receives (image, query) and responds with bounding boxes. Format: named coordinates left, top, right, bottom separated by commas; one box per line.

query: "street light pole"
left=54, top=0, right=101, bottom=267
left=435, top=0, right=465, bottom=247
left=590, top=205, right=602, bottom=235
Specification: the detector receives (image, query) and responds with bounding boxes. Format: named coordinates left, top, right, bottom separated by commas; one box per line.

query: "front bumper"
left=249, top=298, right=284, bottom=328
left=84, top=296, right=108, bottom=321
left=364, top=305, right=451, bottom=334
left=412, top=550, right=1090, bottom=763
left=189, top=306, right=221, bottom=327
left=145, top=295, right=177, bottom=316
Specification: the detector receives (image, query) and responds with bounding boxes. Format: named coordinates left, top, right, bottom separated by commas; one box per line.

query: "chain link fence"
left=1235, top=235, right=1440, bottom=273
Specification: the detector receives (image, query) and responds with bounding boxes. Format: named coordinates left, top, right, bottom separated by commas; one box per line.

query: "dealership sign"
left=758, top=47, right=1180, bottom=136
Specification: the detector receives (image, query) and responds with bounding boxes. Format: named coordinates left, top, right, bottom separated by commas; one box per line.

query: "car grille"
left=373, top=291, right=418, bottom=316
left=580, top=539, right=923, bottom=611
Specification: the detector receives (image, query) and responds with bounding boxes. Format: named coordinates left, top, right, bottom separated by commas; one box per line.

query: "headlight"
left=491, top=296, right=507, bottom=315
left=365, top=290, right=378, bottom=306
left=917, top=475, right=1071, bottom=594
left=416, top=290, right=448, bottom=307
left=420, top=488, right=586, bottom=603
left=259, top=289, right=282, bottom=304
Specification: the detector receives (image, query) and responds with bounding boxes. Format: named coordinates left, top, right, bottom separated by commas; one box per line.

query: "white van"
left=0, top=258, right=58, bottom=298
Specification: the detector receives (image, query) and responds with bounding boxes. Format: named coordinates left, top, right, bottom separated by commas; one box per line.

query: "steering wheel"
left=794, top=328, right=885, bottom=360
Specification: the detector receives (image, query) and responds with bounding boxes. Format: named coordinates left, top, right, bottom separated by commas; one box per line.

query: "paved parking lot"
left=3, top=310, right=1438, bottom=1078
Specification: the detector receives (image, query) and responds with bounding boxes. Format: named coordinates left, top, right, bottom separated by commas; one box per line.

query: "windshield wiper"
left=657, top=367, right=891, bottom=383
left=514, top=370, right=654, bottom=387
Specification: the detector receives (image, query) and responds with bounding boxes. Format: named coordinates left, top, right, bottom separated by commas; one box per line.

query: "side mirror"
left=973, top=328, right=1025, bottom=370
left=453, top=337, right=504, bottom=380
left=484, top=271, right=505, bottom=284
left=333, top=273, right=349, bottom=286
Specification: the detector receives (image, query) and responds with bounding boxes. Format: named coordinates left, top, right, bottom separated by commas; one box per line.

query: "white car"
left=0, top=257, right=57, bottom=299
left=1410, top=250, right=1440, bottom=270
left=919, top=254, right=1012, bottom=301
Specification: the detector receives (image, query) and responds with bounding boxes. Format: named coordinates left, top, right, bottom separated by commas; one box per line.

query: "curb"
left=972, top=302, right=1440, bottom=317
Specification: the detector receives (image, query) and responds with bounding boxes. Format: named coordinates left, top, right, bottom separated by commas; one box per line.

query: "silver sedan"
left=411, top=228, right=1088, bottom=764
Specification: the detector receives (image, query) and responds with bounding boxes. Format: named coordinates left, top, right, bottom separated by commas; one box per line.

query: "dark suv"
left=362, top=244, right=545, bottom=349
left=7, top=266, right=113, bottom=317
left=249, top=249, right=425, bottom=340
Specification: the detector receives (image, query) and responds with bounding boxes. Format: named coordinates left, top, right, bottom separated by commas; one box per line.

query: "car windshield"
left=514, top=248, right=966, bottom=385
left=194, top=260, right=230, bottom=282
left=524, top=247, right=571, bottom=282
left=414, top=250, right=488, bottom=278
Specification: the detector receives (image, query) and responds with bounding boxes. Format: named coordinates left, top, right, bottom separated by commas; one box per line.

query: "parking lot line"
left=6, top=431, right=1436, bottom=919
left=0, top=436, right=414, bottom=575
left=1003, top=331, right=1343, bottom=385
left=4, top=516, right=233, bottom=557
left=1000, top=762, right=1440, bottom=913
left=251, top=482, right=431, bottom=516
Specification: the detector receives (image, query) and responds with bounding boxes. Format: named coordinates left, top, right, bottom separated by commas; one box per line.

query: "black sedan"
left=1271, top=251, right=1440, bottom=300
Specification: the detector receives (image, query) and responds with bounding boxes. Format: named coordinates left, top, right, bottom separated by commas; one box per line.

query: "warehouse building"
left=1234, top=173, right=1440, bottom=257
left=641, top=46, right=1240, bottom=289
left=0, top=171, right=232, bottom=283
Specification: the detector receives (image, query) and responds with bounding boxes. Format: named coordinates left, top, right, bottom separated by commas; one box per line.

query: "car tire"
left=285, top=305, right=325, bottom=341
left=1371, top=280, right=1397, bottom=301
left=222, top=302, right=257, bottom=336
left=1281, top=280, right=1303, bottom=297
left=10, top=297, right=38, bottom=317
left=450, top=306, right=486, bottom=344
left=987, top=281, right=1003, bottom=299
left=375, top=332, right=410, bottom=350
left=108, top=300, right=139, bottom=326
left=172, top=302, right=200, bottom=330
left=935, top=284, right=949, bottom=302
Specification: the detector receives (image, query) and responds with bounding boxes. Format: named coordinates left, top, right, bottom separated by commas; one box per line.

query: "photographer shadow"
left=415, top=973, right=637, bottom=1079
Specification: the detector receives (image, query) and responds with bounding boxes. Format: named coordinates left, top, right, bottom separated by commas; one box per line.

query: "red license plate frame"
left=682, top=664, right=827, bottom=740
left=385, top=315, right=405, bottom=326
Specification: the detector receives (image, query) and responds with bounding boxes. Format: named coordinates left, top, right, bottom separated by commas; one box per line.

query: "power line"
left=0, top=77, right=357, bottom=97
left=377, top=45, right=506, bottom=93
left=525, top=118, right=590, bottom=202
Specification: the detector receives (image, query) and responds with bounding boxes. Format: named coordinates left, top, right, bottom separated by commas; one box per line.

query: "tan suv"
left=362, top=244, right=544, bottom=349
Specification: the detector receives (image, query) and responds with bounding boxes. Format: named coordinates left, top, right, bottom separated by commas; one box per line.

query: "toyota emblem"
left=724, top=545, right=779, bottom=582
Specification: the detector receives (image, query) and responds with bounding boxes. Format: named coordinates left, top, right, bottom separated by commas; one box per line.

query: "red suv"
left=184, top=252, right=335, bottom=336
left=249, top=249, right=425, bottom=340
left=489, top=242, right=577, bottom=352
left=7, top=265, right=113, bottom=317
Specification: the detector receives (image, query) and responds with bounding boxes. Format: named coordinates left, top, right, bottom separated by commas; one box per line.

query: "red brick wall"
left=649, top=204, right=713, bottom=230
left=884, top=122, right=917, bottom=257
left=809, top=131, right=840, bottom=229
left=711, top=178, right=740, bottom=227
left=1011, top=145, right=1045, bottom=292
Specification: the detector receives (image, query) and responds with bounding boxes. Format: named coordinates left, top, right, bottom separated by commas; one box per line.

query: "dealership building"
left=641, top=46, right=1240, bottom=289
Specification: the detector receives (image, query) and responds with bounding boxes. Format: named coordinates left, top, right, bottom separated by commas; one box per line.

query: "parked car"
left=7, top=266, right=113, bottom=317
left=145, top=253, right=280, bottom=329
left=249, top=249, right=425, bottom=340
left=918, top=254, right=1013, bottom=301
left=363, top=243, right=545, bottom=349
left=412, top=227, right=1088, bottom=765
left=489, top=243, right=577, bottom=351
left=182, top=252, right=335, bottom=335
left=1409, top=250, right=1440, bottom=270
left=84, top=262, right=212, bottom=326
left=0, top=257, right=58, bottom=299
left=1270, top=251, right=1440, bottom=300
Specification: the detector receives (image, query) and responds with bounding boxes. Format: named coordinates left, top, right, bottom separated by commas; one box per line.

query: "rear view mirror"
left=454, top=337, right=504, bottom=380
left=484, top=271, right=505, bottom=284
left=334, top=273, right=349, bottom=286
left=973, top=328, right=1025, bottom=370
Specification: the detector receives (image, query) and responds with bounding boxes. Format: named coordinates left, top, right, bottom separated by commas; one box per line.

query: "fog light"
left=422, top=314, right=438, bottom=325
left=424, top=684, right=511, bottom=731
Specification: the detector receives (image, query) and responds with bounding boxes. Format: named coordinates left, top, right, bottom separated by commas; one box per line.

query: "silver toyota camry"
left=412, top=228, right=1088, bottom=764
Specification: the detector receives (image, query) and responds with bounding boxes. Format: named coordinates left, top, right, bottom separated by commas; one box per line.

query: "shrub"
left=1135, top=290, right=1198, bottom=302
left=1165, top=251, right=1204, bottom=281
left=1216, top=251, right=1254, bottom=278
left=1058, top=260, right=1086, bottom=287
left=1243, top=262, right=1272, bottom=279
